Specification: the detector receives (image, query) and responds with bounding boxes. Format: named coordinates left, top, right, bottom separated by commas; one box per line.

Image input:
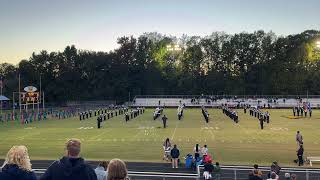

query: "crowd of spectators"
left=0, top=139, right=128, bottom=180
left=0, top=138, right=305, bottom=180
left=248, top=163, right=297, bottom=180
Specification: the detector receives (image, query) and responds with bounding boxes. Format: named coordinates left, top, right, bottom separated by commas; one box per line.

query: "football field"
left=0, top=108, right=319, bottom=167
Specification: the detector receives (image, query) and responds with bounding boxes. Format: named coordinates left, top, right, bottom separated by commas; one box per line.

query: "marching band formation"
left=245, top=106, right=270, bottom=129
left=125, top=107, right=145, bottom=122
left=201, top=106, right=209, bottom=123
left=222, top=105, right=239, bottom=123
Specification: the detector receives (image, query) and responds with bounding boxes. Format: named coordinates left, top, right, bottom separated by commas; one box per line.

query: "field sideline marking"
left=171, top=120, right=179, bottom=140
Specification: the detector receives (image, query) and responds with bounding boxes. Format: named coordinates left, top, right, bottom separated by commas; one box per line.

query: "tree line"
left=0, top=30, right=320, bottom=103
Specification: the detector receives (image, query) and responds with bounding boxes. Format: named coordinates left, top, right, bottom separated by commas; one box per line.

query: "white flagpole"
left=39, top=74, right=41, bottom=112
left=0, top=77, right=2, bottom=116
left=19, top=74, right=22, bottom=123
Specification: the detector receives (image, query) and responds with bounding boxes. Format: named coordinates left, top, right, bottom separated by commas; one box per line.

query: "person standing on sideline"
left=193, top=144, right=200, bottom=160
left=296, top=131, right=303, bottom=147
left=162, top=115, right=168, bottom=128
left=95, top=161, right=108, bottom=180
left=297, top=145, right=304, bottom=166
left=40, top=138, right=97, bottom=180
left=201, top=145, right=208, bottom=156
left=163, top=138, right=171, bottom=161
left=170, top=144, right=180, bottom=168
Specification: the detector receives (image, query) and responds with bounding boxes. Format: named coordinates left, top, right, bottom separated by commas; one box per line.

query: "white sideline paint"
left=171, top=121, right=178, bottom=140
left=77, top=127, right=93, bottom=130
left=33, top=169, right=198, bottom=178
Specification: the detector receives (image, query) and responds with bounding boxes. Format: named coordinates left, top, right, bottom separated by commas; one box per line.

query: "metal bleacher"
left=132, top=95, right=320, bottom=108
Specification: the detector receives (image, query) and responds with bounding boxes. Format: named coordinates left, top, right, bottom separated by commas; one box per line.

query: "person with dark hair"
left=201, top=145, right=208, bottom=156
left=297, top=144, right=304, bottom=166
left=97, top=115, right=102, bottom=129
left=293, top=107, right=295, bottom=116
left=193, top=144, right=200, bottom=160
left=252, top=164, right=262, bottom=177
left=259, top=115, right=264, bottom=130
left=162, top=115, right=168, bottom=128
left=170, top=144, right=180, bottom=168
left=203, top=160, right=214, bottom=179
left=267, top=172, right=278, bottom=180
left=163, top=138, right=171, bottom=161
left=213, top=162, right=221, bottom=180
left=95, top=161, right=108, bottom=180
left=40, top=139, right=97, bottom=180
left=296, top=131, right=303, bottom=147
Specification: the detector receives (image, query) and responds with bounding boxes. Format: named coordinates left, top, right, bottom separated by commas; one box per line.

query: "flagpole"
left=19, top=74, right=22, bottom=124
left=0, top=77, right=3, bottom=116
left=39, top=74, right=41, bottom=112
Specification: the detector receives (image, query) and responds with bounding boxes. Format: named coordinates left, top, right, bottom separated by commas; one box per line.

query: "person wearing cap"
left=40, top=138, right=97, bottom=180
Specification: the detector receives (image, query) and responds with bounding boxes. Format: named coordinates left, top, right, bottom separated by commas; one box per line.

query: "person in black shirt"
left=297, top=145, right=304, bottom=166
left=259, top=115, right=264, bottom=130
left=97, top=115, right=102, bottom=129
left=162, top=115, right=168, bottom=128
left=203, top=160, right=214, bottom=180
left=293, top=107, right=295, bottom=116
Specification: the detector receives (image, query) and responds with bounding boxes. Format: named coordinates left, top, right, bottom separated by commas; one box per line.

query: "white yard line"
left=171, top=121, right=179, bottom=140
left=204, top=121, right=215, bottom=140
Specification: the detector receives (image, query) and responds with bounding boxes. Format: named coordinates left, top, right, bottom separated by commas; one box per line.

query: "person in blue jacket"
left=0, top=145, right=37, bottom=180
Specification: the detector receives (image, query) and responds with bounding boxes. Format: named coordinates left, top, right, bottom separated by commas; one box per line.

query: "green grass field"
left=0, top=108, right=319, bottom=167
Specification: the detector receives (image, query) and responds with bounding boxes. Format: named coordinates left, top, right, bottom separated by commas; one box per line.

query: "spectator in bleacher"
left=249, top=169, right=262, bottom=180
left=270, top=161, right=281, bottom=175
left=163, top=138, right=171, bottom=161
left=253, top=164, right=262, bottom=177
left=291, top=174, right=297, bottom=180
left=0, top=145, right=37, bottom=180
left=266, top=172, right=278, bottom=180
left=170, top=144, right=180, bottom=168
left=267, top=161, right=281, bottom=178
left=40, top=138, right=97, bottom=180
left=284, top=173, right=291, bottom=180
left=107, top=158, right=128, bottom=180
left=203, top=159, right=214, bottom=179
left=193, top=144, right=200, bottom=160
left=201, top=145, right=208, bottom=156
left=95, top=161, right=108, bottom=180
